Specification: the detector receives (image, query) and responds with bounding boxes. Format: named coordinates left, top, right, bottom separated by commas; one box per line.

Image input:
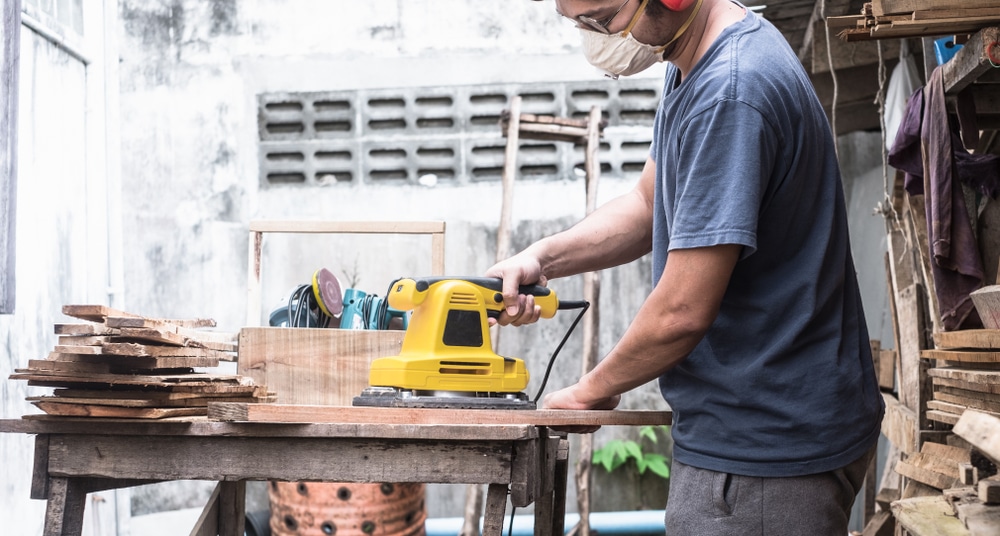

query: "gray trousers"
left=664, top=448, right=874, bottom=536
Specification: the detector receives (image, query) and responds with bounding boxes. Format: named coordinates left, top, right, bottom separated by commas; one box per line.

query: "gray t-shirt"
left=651, top=8, right=883, bottom=477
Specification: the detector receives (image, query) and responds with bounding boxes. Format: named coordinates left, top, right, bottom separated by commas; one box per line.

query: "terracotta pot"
left=269, top=481, right=426, bottom=536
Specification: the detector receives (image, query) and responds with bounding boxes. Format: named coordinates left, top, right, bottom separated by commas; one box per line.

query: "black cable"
left=286, top=284, right=312, bottom=328
left=532, top=300, right=590, bottom=403
left=507, top=502, right=516, bottom=536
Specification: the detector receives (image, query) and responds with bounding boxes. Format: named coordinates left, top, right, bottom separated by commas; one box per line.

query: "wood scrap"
left=893, top=441, right=969, bottom=492
left=955, top=410, right=1000, bottom=466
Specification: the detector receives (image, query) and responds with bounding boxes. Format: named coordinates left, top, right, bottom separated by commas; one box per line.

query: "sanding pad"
left=312, top=268, right=343, bottom=318
left=352, top=387, right=536, bottom=410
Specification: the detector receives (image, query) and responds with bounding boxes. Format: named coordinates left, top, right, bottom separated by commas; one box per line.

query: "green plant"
left=592, top=425, right=671, bottom=479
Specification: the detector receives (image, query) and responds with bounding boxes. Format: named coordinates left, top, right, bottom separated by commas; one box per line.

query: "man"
left=486, top=0, right=884, bottom=534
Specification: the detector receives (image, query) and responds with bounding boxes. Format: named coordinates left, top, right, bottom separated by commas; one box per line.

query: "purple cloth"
left=888, top=67, right=1000, bottom=330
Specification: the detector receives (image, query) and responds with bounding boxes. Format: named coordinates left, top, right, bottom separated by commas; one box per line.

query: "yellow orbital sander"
left=352, top=277, right=588, bottom=410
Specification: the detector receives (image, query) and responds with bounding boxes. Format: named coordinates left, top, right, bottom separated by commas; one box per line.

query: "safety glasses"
left=576, top=0, right=632, bottom=34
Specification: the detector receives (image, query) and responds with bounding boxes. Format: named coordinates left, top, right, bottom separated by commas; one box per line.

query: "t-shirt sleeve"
left=667, top=99, right=778, bottom=258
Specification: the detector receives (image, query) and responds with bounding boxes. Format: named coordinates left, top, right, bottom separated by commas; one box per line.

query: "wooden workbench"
left=0, top=417, right=564, bottom=536
left=1, top=406, right=671, bottom=536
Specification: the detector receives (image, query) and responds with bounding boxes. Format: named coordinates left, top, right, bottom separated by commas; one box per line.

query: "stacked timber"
left=924, top=330, right=1000, bottom=426
left=8, top=304, right=272, bottom=419
left=829, top=1, right=1000, bottom=41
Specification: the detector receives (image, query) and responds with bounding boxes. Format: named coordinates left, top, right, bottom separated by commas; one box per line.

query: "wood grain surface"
left=208, top=402, right=672, bottom=427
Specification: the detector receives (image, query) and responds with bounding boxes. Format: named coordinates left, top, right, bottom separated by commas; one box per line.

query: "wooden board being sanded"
left=209, top=402, right=672, bottom=428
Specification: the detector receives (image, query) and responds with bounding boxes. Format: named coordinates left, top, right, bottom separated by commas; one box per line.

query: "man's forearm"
left=530, top=188, right=654, bottom=279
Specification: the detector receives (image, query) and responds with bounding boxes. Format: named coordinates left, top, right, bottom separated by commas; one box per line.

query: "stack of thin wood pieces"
left=829, top=1, right=1000, bottom=42
left=924, top=330, right=1000, bottom=427
left=8, top=304, right=273, bottom=419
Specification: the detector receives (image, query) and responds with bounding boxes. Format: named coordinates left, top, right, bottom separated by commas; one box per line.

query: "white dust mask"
left=580, top=0, right=704, bottom=79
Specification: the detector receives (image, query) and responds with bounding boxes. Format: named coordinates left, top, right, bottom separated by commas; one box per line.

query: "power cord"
left=533, top=300, right=590, bottom=403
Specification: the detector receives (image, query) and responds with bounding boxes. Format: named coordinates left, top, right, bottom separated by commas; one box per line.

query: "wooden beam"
left=943, top=26, right=1000, bottom=95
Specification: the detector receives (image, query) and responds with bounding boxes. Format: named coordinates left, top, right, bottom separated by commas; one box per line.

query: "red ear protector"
left=660, top=0, right=696, bottom=10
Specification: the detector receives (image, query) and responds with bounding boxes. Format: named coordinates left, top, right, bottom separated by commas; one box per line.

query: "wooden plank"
left=61, top=304, right=141, bottom=322
left=12, top=371, right=253, bottom=387
left=895, top=456, right=958, bottom=490
left=31, top=401, right=206, bottom=419
left=923, top=349, right=1000, bottom=363
left=51, top=388, right=269, bottom=401
left=921, top=441, right=971, bottom=464
left=883, top=392, right=919, bottom=454
left=1, top=417, right=538, bottom=442
left=102, top=342, right=234, bottom=360
left=928, top=409, right=962, bottom=426
left=57, top=335, right=110, bottom=346
left=935, top=330, right=1000, bottom=350
left=248, top=220, right=446, bottom=234
left=45, top=434, right=517, bottom=485
left=912, top=8, right=1000, bottom=20
left=106, top=316, right=235, bottom=348
left=53, top=344, right=103, bottom=355
left=954, top=410, right=1000, bottom=466
left=927, top=367, right=1000, bottom=390
left=898, top=284, right=930, bottom=413
left=238, top=327, right=405, bottom=405
left=26, top=395, right=265, bottom=409
left=936, top=388, right=1000, bottom=414
left=53, top=323, right=119, bottom=336
left=891, top=495, right=969, bottom=535
left=116, top=326, right=190, bottom=347
left=208, top=403, right=673, bottom=428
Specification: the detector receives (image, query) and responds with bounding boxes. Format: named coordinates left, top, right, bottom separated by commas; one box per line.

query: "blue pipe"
left=425, top=510, right=666, bottom=535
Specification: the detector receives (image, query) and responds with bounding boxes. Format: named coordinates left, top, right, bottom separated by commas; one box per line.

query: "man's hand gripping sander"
left=352, top=277, right=587, bottom=410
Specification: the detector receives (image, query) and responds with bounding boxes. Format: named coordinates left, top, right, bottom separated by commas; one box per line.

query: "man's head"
left=549, top=0, right=706, bottom=78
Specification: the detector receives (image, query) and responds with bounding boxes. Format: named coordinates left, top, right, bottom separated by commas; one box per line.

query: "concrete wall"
left=1, top=0, right=896, bottom=532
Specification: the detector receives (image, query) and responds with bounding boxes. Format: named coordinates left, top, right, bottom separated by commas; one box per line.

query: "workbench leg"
left=533, top=435, right=560, bottom=535
left=551, top=439, right=570, bottom=536
left=218, top=481, right=246, bottom=536
left=44, top=477, right=86, bottom=536
left=31, top=434, right=51, bottom=500
left=483, top=484, right=508, bottom=536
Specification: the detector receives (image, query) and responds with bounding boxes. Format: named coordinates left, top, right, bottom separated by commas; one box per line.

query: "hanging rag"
left=887, top=67, right=1000, bottom=330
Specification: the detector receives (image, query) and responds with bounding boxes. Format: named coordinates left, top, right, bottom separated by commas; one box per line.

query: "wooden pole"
left=573, top=106, right=603, bottom=536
